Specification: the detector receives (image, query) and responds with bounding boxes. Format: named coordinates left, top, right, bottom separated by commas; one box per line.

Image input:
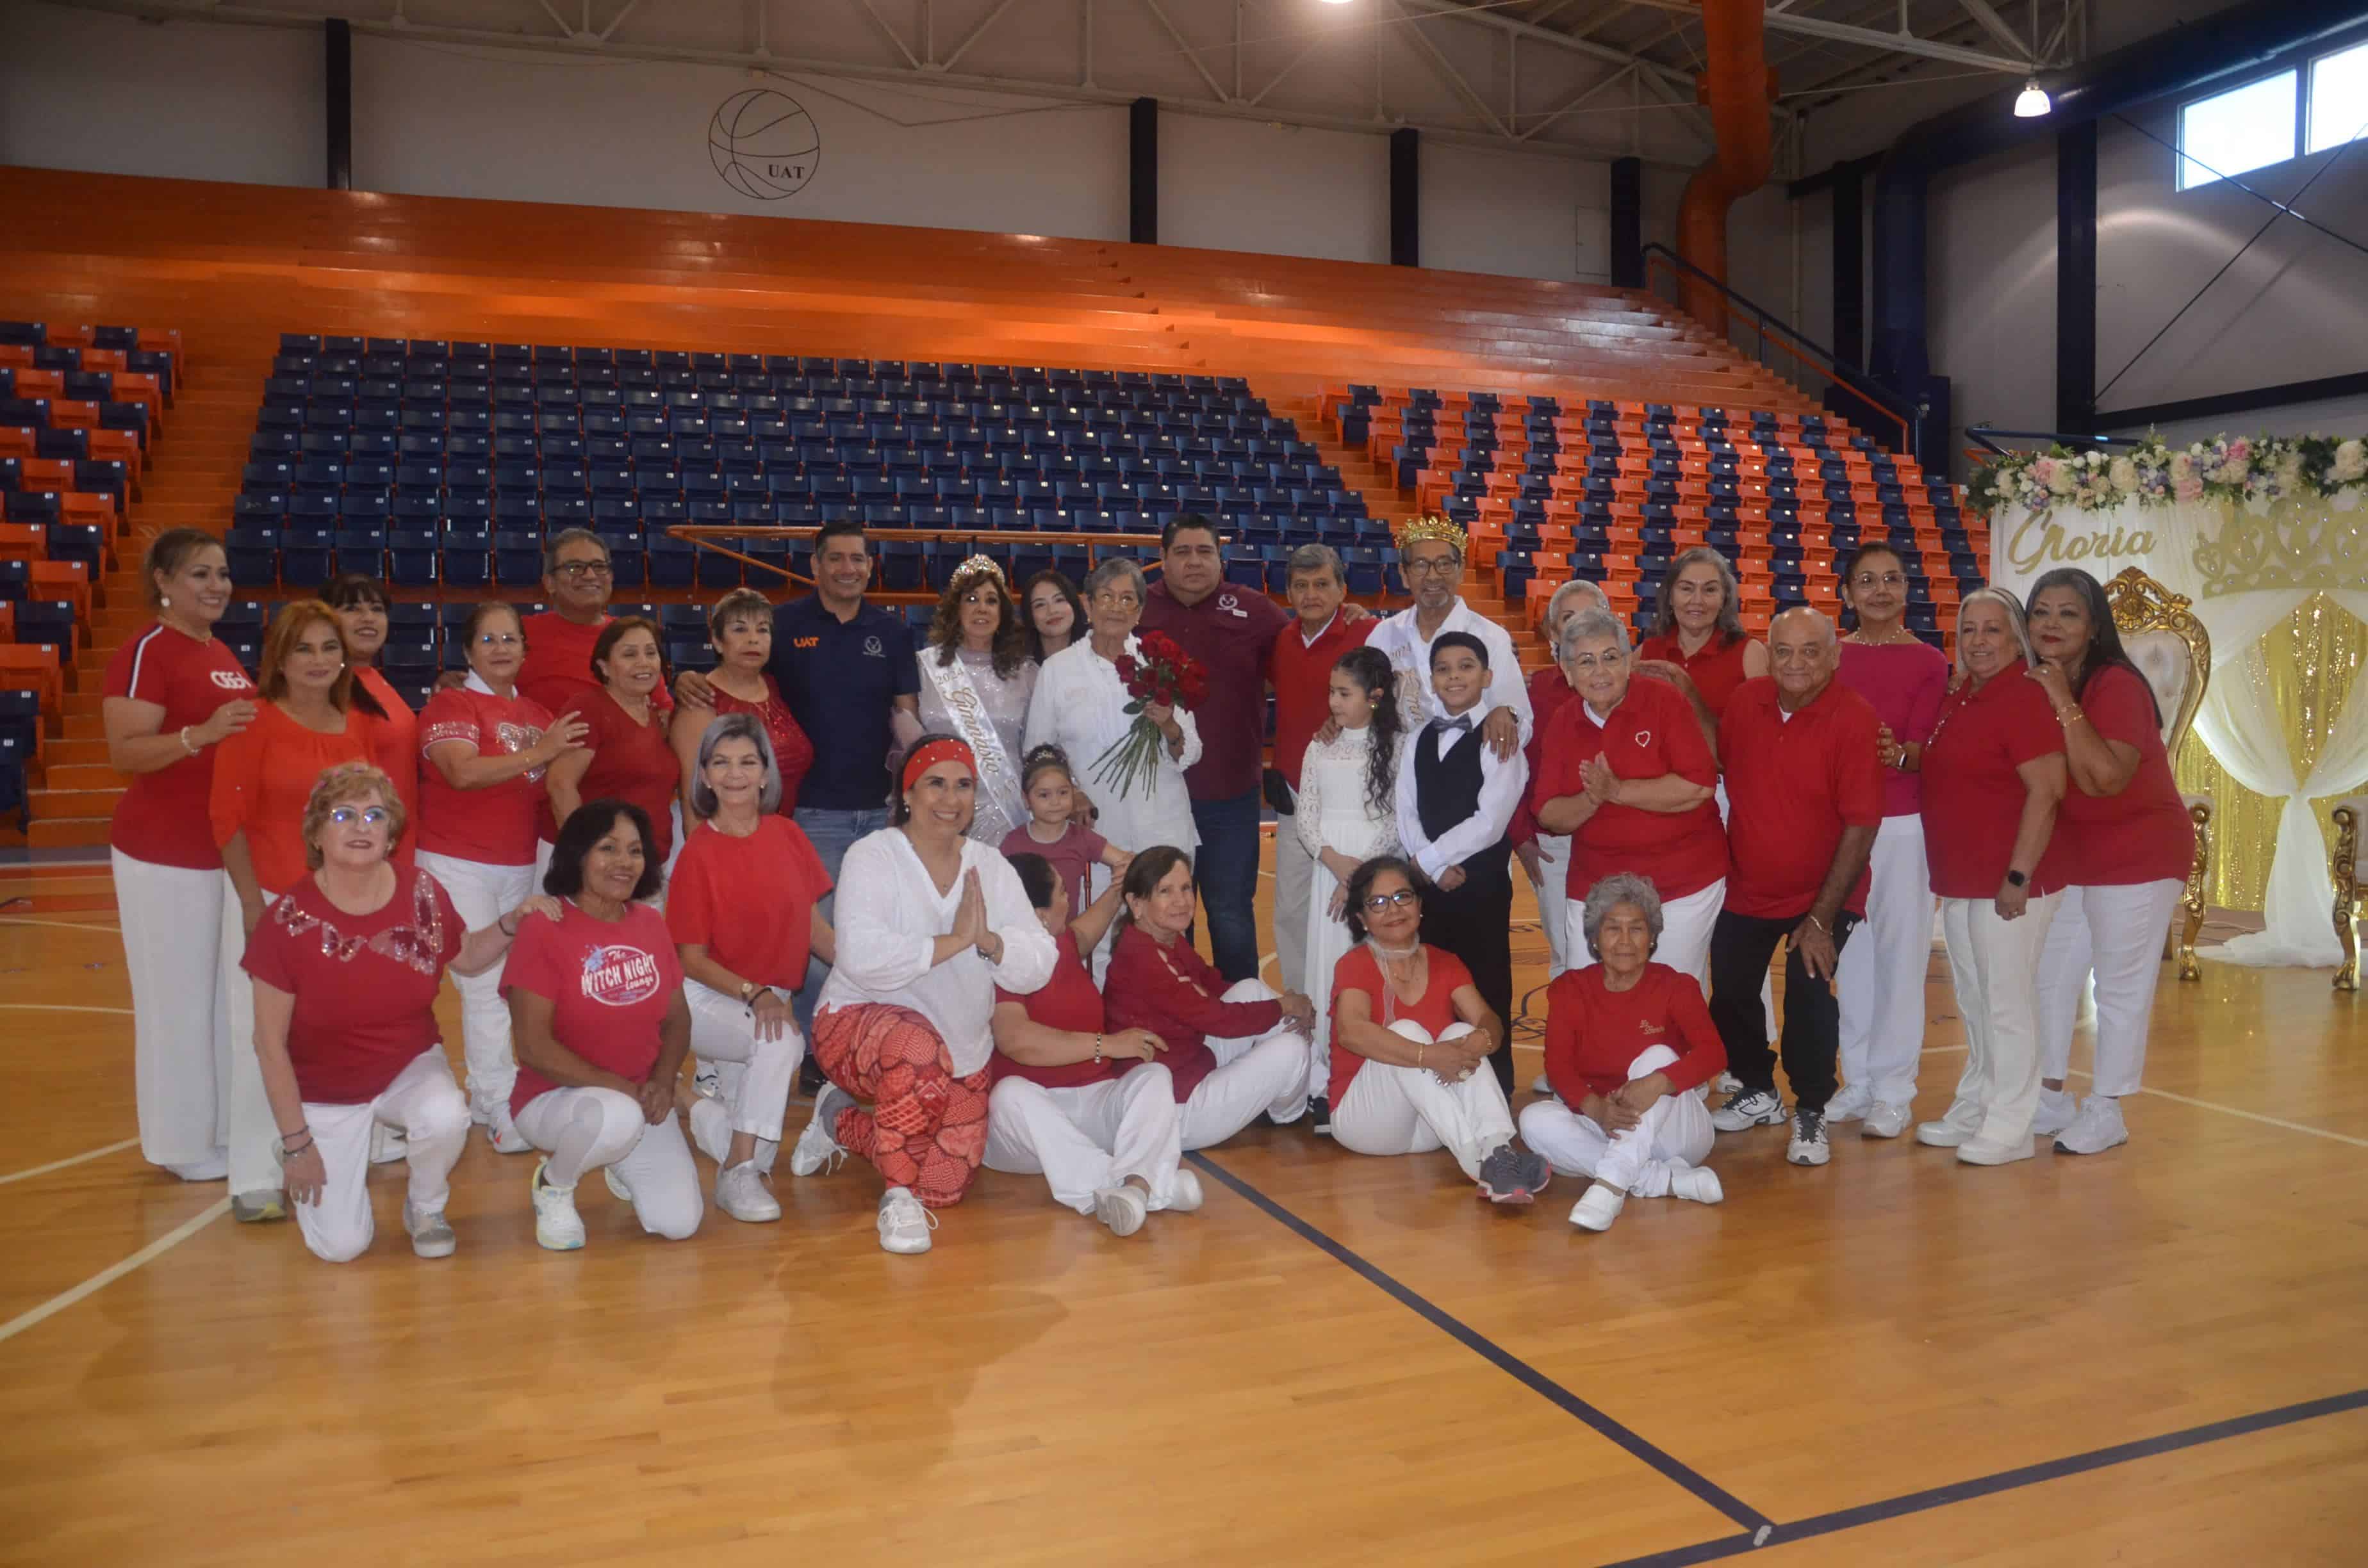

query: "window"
left=2306, top=40, right=2368, bottom=154
left=2176, top=70, right=2298, bottom=190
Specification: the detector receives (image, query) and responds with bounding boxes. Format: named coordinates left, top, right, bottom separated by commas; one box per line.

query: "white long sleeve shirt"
left=818, top=829, right=1059, bottom=1077
left=1394, top=712, right=1528, bottom=882
left=1368, top=598, right=1534, bottom=747
left=1021, top=635, right=1205, bottom=856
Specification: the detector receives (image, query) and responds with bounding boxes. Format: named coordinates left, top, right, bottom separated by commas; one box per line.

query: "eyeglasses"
left=327, top=806, right=390, bottom=826
left=1091, top=591, right=1141, bottom=610
left=1361, top=889, right=1420, bottom=912
left=1406, top=557, right=1463, bottom=576
left=554, top=561, right=613, bottom=579
left=475, top=632, right=522, bottom=648
left=1561, top=651, right=1624, bottom=671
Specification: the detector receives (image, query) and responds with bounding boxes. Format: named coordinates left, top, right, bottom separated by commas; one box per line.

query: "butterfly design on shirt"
left=495, top=720, right=549, bottom=781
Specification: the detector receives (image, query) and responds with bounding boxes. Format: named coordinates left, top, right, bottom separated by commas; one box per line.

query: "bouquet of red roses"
left=1090, top=630, right=1210, bottom=800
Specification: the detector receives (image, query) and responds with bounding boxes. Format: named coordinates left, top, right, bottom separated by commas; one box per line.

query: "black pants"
left=1419, top=841, right=1516, bottom=1096
left=1706, top=906, right=1861, bottom=1111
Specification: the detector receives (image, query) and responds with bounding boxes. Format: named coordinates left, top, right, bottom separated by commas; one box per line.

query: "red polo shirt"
left=1920, top=671, right=2068, bottom=899
left=1637, top=630, right=1756, bottom=719
left=1139, top=578, right=1291, bottom=800
left=1266, top=610, right=1376, bottom=790
left=2056, top=664, right=2195, bottom=887
left=1529, top=675, right=1726, bottom=902
left=1718, top=676, right=1886, bottom=919
left=518, top=610, right=673, bottom=721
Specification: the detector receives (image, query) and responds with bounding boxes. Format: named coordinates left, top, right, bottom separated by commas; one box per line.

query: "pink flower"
left=2175, top=475, right=2205, bottom=502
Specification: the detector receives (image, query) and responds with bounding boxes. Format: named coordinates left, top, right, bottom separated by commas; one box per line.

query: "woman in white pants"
left=2025, top=568, right=2198, bottom=1156
left=1914, top=589, right=2068, bottom=1167
left=985, top=851, right=1195, bottom=1236
left=1103, top=848, right=1314, bottom=1152
left=102, top=529, right=259, bottom=1185
left=1326, top=857, right=1550, bottom=1204
left=504, top=799, right=701, bottom=1249
left=666, top=714, right=835, bottom=1221
left=245, top=764, right=552, bottom=1261
left=417, top=601, right=588, bottom=1153
left=1830, top=542, right=1952, bottom=1139
left=1517, top=579, right=1609, bottom=990
left=1519, top=874, right=1727, bottom=1231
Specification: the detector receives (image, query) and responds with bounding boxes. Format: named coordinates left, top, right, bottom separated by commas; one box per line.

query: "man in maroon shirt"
left=1704, top=607, right=1884, bottom=1171
left=1265, top=543, right=1374, bottom=997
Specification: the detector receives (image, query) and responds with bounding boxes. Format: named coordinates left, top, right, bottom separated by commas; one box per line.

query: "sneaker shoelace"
left=1795, top=1109, right=1826, bottom=1142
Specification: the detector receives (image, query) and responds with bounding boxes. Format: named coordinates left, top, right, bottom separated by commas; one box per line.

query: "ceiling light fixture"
left=2014, top=79, right=2053, bottom=118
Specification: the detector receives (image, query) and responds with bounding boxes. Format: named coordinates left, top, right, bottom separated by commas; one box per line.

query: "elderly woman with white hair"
left=665, top=712, right=836, bottom=1222
left=1513, top=578, right=1611, bottom=983
left=1518, top=874, right=1727, bottom=1232
left=1915, top=587, right=2068, bottom=1166
left=1023, top=555, right=1203, bottom=858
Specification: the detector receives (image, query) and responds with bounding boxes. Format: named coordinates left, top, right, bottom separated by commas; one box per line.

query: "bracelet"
left=179, top=726, right=199, bottom=756
left=1418, top=1041, right=1426, bottom=1068
left=2056, top=706, right=2087, bottom=727
left=1092, top=1033, right=1103, bottom=1065
left=499, top=913, right=519, bottom=936
left=1804, top=913, right=1829, bottom=933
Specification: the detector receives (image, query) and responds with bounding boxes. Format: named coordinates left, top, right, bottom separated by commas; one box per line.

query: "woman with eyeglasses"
left=1324, top=857, right=1549, bottom=1204
left=1826, top=543, right=1952, bottom=1140
left=1022, top=557, right=1202, bottom=860
left=416, top=601, right=589, bottom=1154
left=907, top=556, right=1037, bottom=846
left=244, top=764, right=553, bottom=1262
left=325, top=573, right=420, bottom=856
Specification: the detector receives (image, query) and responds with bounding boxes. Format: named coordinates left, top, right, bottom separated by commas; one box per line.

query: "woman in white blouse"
left=789, top=734, right=1058, bottom=1255
left=1022, top=557, right=1203, bottom=859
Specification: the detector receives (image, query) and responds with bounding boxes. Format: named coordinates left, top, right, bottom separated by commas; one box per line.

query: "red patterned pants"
left=810, top=1004, right=990, bottom=1209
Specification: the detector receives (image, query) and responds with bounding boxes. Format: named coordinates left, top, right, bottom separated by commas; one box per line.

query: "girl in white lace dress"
left=1294, top=646, right=1408, bottom=1120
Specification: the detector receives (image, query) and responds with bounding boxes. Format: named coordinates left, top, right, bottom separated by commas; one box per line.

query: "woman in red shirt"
left=325, top=573, right=419, bottom=855
left=1917, top=587, right=2068, bottom=1166
left=2025, top=567, right=2197, bottom=1157
left=416, top=601, right=588, bottom=1152
left=1327, top=857, right=1548, bottom=1204
left=504, top=799, right=697, bottom=1251
left=668, top=589, right=812, bottom=824
left=103, top=528, right=259, bottom=1184
left=245, top=763, right=552, bottom=1262
left=667, top=713, right=835, bottom=1223
left=541, top=616, right=680, bottom=885
left=1515, top=579, right=1609, bottom=985
left=1529, top=607, right=1726, bottom=983
left=1103, top=848, right=1314, bottom=1152
left=211, top=598, right=406, bottom=1223
left=983, top=851, right=1192, bottom=1236
left=1518, top=873, right=1727, bottom=1231
left=1635, top=547, right=1768, bottom=722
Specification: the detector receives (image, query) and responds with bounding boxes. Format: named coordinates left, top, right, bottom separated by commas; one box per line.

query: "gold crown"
left=947, top=553, right=1008, bottom=588
left=1395, top=514, right=1470, bottom=554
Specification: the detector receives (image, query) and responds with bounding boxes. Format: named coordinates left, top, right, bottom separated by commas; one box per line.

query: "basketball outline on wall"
left=709, top=87, right=821, bottom=200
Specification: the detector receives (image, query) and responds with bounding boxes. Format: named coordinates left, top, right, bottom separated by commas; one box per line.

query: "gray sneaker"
left=790, top=1083, right=855, bottom=1177
left=1711, top=1088, right=1788, bottom=1133
left=1476, top=1143, right=1550, bottom=1205
left=404, top=1202, right=457, bottom=1259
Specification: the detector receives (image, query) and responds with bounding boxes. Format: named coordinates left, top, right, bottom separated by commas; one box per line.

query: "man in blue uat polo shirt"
left=678, top=518, right=920, bottom=1028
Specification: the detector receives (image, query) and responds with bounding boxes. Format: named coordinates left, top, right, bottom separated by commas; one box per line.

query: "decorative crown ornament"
left=947, top=553, right=1009, bottom=589
left=1394, top=514, right=1469, bottom=555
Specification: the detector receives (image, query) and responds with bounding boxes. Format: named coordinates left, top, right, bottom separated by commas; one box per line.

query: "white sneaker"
left=1162, top=1167, right=1204, bottom=1213
left=1860, top=1101, right=1913, bottom=1139
left=1957, top=1134, right=2035, bottom=1166
left=602, top=1164, right=634, bottom=1204
left=1786, top=1109, right=1831, bottom=1166
left=164, top=1149, right=228, bottom=1182
left=1915, top=1102, right=1983, bottom=1147
left=716, top=1160, right=782, bottom=1222
left=1568, top=1182, right=1626, bottom=1232
left=2031, top=1086, right=2078, bottom=1138
left=370, top=1125, right=409, bottom=1166
left=1713, top=1071, right=1742, bottom=1096
left=790, top=1084, right=855, bottom=1177
left=1824, top=1085, right=1871, bottom=1124
left=1711, top=1088, right=1787, bottom=1132
left=531, top=1159, right=586, bottom=1250
left=693, top=1061, right=719, bottom=1098
left=404, top=1201, right=456, bottom=1259
left=1667, top=1165, right=1723, bottom=1204
left=486, top=1107, right=530, bottom=1155
left=2055, top=1095, right=2128, bottom=1156
left=876, top=1186, right=935, bottom=1254
left=1094, top=1184, right=1149, bottom=1237
left=1529, top=1072, right=1554, bottom=1097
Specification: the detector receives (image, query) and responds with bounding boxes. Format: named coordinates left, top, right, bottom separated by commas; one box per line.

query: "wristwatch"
left=2005, top=869, right=2028, bottom=888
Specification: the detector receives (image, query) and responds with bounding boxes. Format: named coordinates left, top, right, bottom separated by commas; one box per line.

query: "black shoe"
left=796, top=1057, right=826, bottom=1098
left=1309, top=1095, right=1331, bottom=1136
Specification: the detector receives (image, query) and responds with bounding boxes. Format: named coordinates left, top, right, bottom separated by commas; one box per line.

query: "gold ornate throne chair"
left=2103, top=568, right=2212, bottom=981
left=2333, top=798, right=2364, bottom=992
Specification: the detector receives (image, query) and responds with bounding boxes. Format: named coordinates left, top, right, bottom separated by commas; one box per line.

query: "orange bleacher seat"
left=0, top=345, right=31, bottom=371
left=0, top=428, right=33, bottom=461
left=0, top=523, right=43, bottom=563
left=0, top=644, right=63, bottom=714
left=81, top=348, right=127, bottom=373
left=12, top=370, right=64, bottom=399
left=50, top=400, right=98, bottom=431
left=20, top=458, right=72, bottom=491
left=28, top=560, right=90, bottom=623
left=88, top=430, right=140, bottom=468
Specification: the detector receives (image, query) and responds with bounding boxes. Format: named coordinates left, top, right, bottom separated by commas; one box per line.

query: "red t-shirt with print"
left=500, top=899, right=682, bottom=1116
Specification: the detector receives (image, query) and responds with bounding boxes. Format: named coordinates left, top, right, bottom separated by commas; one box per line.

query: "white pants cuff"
left=984, top=1066, right=1187, bottom=1213
left=290, top=1049, right=470, bottom=1263
left=1941, top=892, right=2061, bottom=1148
left=2034, top=879, right=2183, bottom=1097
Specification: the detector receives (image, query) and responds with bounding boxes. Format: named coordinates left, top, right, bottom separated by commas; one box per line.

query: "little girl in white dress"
left=1294, top=646, right=1409, bottom=1122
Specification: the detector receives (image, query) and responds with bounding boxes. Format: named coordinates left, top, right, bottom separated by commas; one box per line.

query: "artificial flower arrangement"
left=1090, top=630, right=1209, bottom=799
left=1971, top=431, right=2368, bottom=518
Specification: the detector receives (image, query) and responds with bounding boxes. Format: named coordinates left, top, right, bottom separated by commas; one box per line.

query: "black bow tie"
left=1436, top=715, right=1474, bottom=734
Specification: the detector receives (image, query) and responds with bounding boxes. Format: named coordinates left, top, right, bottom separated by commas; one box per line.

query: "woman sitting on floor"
left=1324, top=856, right=1549, bottom=1205
left=1518, top=874, right=1728, bottom=1233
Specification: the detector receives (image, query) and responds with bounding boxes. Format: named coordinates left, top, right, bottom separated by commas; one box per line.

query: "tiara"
left=948, top=553, right=1008, bottom=587
left=1395, top=514, right=1469, bottom=553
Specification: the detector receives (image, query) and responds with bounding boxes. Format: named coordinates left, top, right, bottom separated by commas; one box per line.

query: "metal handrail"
left=1965, top=425, right=2141, bottom=457
left=1640, top=242, right=1920, bottom=457
left=667, top=524, right=1168, bottom=591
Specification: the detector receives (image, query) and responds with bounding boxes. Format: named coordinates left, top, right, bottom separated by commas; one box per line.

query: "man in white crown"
left=1366, top=516, right=1533, bottom=756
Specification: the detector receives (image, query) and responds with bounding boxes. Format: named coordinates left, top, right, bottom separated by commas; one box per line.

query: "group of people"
left=101, top=505, right=2191, bottom=1259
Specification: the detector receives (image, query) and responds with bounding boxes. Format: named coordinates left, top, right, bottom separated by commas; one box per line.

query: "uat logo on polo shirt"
left=580, top=944, right=663, bottom=1006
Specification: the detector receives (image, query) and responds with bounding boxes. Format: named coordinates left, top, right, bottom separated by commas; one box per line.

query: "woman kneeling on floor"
left=1519, top=873, right=1727, bottom=1232
left=504, top=799, right=701, bottom=1250
left=983, top=851, right=1200, bottom=1236
left=1325, top=856, right=1549, bottom=1204
left=247, top=762, right=552, bottom=1262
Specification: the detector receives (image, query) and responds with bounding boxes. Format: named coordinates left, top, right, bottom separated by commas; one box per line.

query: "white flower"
left=2170, top=452, right=2194, bottom=481
left=2109, top=456, right=2139, bottom=492
left=2335, top=439, right=2365, bottom=482
left=2046, top=463, right=2078, bottom=496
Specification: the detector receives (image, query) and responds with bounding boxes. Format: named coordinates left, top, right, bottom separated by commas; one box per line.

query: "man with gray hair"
left=1366, top=516, right=1530, bottom=753
left=1704, top=607, right=1885, bottom=1171
left=1265, top=541, right=1374, bottom=1012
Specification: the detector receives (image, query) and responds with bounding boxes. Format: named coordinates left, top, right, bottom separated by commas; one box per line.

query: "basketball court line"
left=0, top=917, right=122, bottom=935
left=1187, top=1148, right=1775, bottom=1535
left=0, top=1196, right=231, bottom=1346
left=0, top=1137, right=140, bottom=1186
left=1596, top=1387, right=2368, bottom=1566
left=0, top=1003, right=135, bottom=1015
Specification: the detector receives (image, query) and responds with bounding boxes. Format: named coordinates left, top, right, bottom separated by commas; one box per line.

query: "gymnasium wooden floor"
left=3, top=847, right=2363, bottom=1567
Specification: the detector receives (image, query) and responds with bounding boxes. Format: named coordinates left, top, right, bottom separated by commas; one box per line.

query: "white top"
left=1367, top=598, right=1534, bottom=746
left=1294, top=725, right=1404, bottom=863
left=1394, top=711, right=1529, bottom=883
left=818, top=829, right=1059, bottom=1077
left=1022, top=635, right=1205, bottom=856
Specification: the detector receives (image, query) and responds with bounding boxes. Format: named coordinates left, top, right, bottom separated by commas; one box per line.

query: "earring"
left=160, top=595, right=170, bottom=609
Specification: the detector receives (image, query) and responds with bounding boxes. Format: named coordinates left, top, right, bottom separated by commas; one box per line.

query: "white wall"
left=1927, top=138, right=2060, bottom=457
left=1158, top=114, right=1388, bottom=265
left=1420, top=143, right=1609, bottom=282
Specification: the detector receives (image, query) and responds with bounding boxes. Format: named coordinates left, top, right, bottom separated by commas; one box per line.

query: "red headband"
left=902, top=738, right=978, bottom=794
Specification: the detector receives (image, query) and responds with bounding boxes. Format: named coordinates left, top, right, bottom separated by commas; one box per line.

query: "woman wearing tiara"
left=900, top=555, right=1037, bottom=846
